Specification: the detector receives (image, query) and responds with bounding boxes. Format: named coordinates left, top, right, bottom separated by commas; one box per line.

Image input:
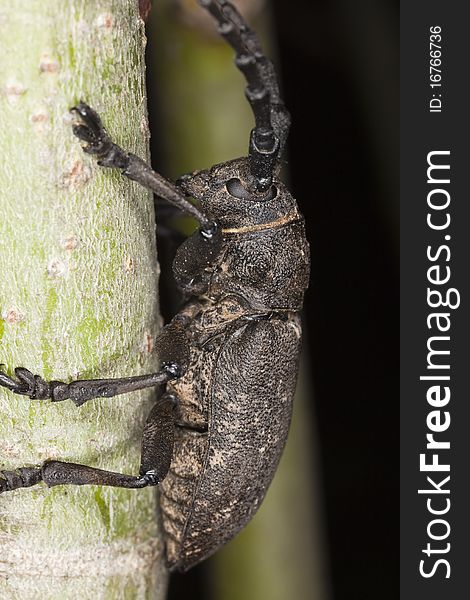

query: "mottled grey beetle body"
left=162, top=308, right=302, bottom=571
left=156, top=157, right=309, bottom=569
left=0, top=0, right=310, bottom=573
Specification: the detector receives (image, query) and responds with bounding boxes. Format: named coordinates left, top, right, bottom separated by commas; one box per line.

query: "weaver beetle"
left=0, top=0, right=310, bottom=571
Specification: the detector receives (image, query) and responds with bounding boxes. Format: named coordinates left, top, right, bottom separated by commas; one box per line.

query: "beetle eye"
left=226, top=178, right=277, bottom=202
left=226, top=178, right=251, bottom=200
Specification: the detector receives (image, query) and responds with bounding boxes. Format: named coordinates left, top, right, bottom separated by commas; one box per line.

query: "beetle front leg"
left=0, top=364, right=180, bottom=406
left=0, top=393, right=177, bottom=494
left=71, top=102, right=216, bottom=236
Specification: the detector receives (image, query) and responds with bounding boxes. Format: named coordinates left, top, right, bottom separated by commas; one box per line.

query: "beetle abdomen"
left=160, top=428, right=208, bottom=565
left=169, top=312, right=302, bottom=572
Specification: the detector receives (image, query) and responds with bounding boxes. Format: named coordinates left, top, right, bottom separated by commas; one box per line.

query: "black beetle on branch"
left=0, top=0, right=310, bottom=572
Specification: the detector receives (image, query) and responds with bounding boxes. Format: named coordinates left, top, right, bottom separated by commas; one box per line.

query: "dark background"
left=146, top=0, right=399, bottom=598
left=272, top=1, right=399, bottom=598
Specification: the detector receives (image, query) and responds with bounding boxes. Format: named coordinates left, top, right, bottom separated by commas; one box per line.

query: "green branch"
left=0, top=1, right=167, bottom=598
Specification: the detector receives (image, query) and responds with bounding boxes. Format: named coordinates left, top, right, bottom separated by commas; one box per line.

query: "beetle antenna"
left=199, top=0, right=290, bottom=193
left=214, top=0, right=291, bottom=151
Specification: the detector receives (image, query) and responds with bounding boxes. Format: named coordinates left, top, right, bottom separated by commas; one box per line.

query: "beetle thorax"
left=173, top=158, right=310, bottom=311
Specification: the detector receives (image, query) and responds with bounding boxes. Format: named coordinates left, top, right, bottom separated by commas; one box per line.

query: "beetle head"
left=174, top=157, right=310, bottom=310
left=177, top=157, right=298, bottom=230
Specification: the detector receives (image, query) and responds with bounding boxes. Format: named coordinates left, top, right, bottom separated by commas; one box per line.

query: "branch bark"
left=0, top=1, right=167, bottom=598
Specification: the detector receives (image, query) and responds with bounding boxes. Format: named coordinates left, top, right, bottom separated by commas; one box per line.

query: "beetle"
left=0, top=0, right=309, bottom=572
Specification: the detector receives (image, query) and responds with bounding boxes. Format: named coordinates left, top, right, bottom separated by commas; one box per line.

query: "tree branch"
left=0, top=1, right=167, bottom=597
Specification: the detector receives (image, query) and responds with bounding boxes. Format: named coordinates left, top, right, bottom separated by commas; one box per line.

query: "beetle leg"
left=0, top=363, right=180, bottom=406
left=71, top=102, right=216, bottom=237
left=0, top=394, right=177, bottom=493
left=139, top=393, right=177, bottom=483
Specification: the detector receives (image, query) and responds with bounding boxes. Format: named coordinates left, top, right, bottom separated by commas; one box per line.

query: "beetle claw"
left=71, top=101, right=111, bottom=156
left=0, top=367, right=32, bottom=395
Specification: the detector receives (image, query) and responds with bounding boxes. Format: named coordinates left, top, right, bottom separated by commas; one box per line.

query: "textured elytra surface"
left=158, top=296, right=302, bottom=571
left=182, top=314, right=301, bottom=572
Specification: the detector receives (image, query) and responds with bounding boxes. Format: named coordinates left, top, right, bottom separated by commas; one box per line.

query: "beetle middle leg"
left=0, top=309, right=190, bottom=405
left=0, top=392, right=178, bottom=494
left=0, top=363, right=179, bottom=405
left=0, top=314, right=191, bottom=492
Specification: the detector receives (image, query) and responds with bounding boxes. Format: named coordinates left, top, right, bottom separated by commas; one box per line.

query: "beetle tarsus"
left=0, top=367, right=60, bottom=400
left=0, top=466, right=43, bottom=493
left=71, top=101, right=130, bottom=168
